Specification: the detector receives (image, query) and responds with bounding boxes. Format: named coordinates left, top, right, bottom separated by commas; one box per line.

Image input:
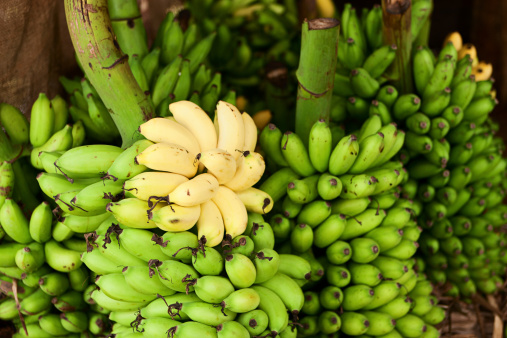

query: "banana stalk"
left=64, top=0, right=154, bottom=148
left=381, top=0, right=414, bottom=93
left=295, top=18, right=340, bottom=146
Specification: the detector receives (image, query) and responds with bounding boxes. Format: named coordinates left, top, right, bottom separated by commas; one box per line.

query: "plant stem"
left=382, top=0, right=413, bottom=94
left=295, top=18, right=340, bottom=146
left=64, top=0, right=154, bottom=148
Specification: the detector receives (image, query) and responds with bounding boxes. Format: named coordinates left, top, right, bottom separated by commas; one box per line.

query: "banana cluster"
left=399, top=32, right=507, bottom=298
left=0, top=102, right=111, bottom=337
left=256, top=111, right=444, bottom=336
left=79, top=212, right=308, bottom=337
left=187, top=0, right=299, bottom=90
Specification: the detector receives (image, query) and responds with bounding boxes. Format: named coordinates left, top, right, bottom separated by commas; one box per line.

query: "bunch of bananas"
left=34, top=100, right=311, bottom=337
left=186, top=0, right=300, bottom=86
left=401, top=32, right=507, bottom=298
left=0, top=99, right=113, bottom=337
left=255, top=113, right=444, bottom=336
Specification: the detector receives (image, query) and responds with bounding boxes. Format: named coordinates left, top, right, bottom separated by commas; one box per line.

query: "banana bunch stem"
left=64, top=0, right=154, bottom=148
left=295, top=18, right=340, bottom=145
left=381, top=0, right=414, bottom=93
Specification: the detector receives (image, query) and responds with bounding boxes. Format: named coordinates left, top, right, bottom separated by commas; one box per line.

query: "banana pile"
left=256, top=112, right=444, bottom=336
left=0, top=100, right=113, bottom=337
left=402, top=33, right=507, bottom=297
left=186, top=0, right=299, bottom=90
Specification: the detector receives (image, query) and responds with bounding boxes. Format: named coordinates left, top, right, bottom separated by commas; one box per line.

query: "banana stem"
left=295, top=18, right=340, bottom=146
left=64, top=0, right=154, bottom=148
left=381, top=0, right=414, bottom=94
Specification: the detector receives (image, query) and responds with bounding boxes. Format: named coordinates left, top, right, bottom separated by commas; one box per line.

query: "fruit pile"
left=1, top=0, right=507, bottom=337
left=0, top=100, right=110, bottom=337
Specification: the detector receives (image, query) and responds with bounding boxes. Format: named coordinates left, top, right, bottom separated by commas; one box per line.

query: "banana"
left=152, top=204, right=201, bottom=232
left=308, top=120, right=332, bottom=173
left=259, top=272, right=304, bottom=316
left=124, top=172, right=189, bottom=201
left=196, top=200, right=225, bottom=247
left=30, top=93, right=55, bottom=147
left=158, top=231, right=198, bottom=263
left=251, top=285, right=288, bottom=335
left=224, top=253, right=256, bottom=288
left=350, top=68, right=379, bottom=99
left=0, top=243, right=25, bottom=267
left=166, top=321, right=218, bottom=338
left=197, top=148, right=237, bottom=185
left=348, top=132, right=384, bottom=174
left=319, top=285, right=343, bottom=310
left=107, top=198, right=162, bottom=229
left=136, top=143, right=199, bottom=178
left=55, top=145, right=123, bottom=179
left=44, top=239, right=82, bottom=272
left=122, top=265, right=176, bottom=296
left=29, top=201, right=53, bottom=243
left=120, top=228, right=172, bottom=262
left=139, top=118, right=201, bottom=157
left=291, top=223, right=314, bottom=253
left=287, top=175, right=319, bottom=204
left=236, top=187, right=274, bottom=215
left=350, top=237, right=380, bottom=263
left=15, top=242, right=45, bottom=272
left=92, top=288, right=148, bottom=312
left=225, top=151, right=265, bottom=191
left=61, top=212, right=112, bottom=234
left=71, top=179, right=124, bottom=216
left=215, top=101, right=245, bottom=160
left=212, top=186, right=248, bottom=239
left=105, top=139, right=153, bottom=181
left=237, top=310, right=269, bottom=336
left=166, top=173, right=219, bottom=207
left=314, top=214, right=347, bottom=248
left=0, top=198, right=32, bottom=243
left=259, top=124, right=289, bottom=167
left=281, top=131, right=316, bottom=176
left=38, top=272, right=70, bottom=296
left=96, top=273, right=157, bottom=303
left=339, top=174, right=378, bottom=199
left=242, top=112, right=257, bottom=153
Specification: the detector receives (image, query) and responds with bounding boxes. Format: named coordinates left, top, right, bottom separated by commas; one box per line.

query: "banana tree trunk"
left=64, top=0, right=154, bottom=148
left=295, top=18, right=340, bottom=146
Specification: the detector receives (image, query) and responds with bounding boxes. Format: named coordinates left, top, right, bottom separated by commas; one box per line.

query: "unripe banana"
left=0, top=198, right=32, bottom=243
left=45, top=239, right=82, bottom=272
left=280, top=131, right=316, bottom=176
left=30, top=93, right=55, bottom=147
left=237, top=310, right=269, bottom=336
left=340, top=311, right=370, bottom=336
left=251, top=285, right=289, bottom=335
left=55, top=145, right=123, bottom=179
left=96, top=273, right=157, bottom=303
left=107, top=198, right=161, bottom=229
left=15, top=242, right=45, bottom=273
left=341, top=208, right=387, bottom=240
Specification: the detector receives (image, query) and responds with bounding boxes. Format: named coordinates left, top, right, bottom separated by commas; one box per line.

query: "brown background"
left=0, top=0, right=505, bottom=125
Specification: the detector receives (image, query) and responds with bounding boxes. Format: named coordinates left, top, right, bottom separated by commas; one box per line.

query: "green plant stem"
left=382, top=0, right=413, bottom=94
left=64, top=0, right=154, bottom=148
left=295, top=18, right=340, bottom=146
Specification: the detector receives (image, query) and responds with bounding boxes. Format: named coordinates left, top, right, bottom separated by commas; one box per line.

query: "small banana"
left=169, top=100, right=218, bottom=152
left=212, top=186, right=248, bottom=239
left=216, top=100, right=245, bottom=160
left=225, top=151, right=265, bottom=192
left=124, top=172, right=189, bottom=201
left=136, top=143, right=199, bottom=178
left=152, top=204, right=201, bottom=232
left=198, top=148, right=237, bottom=184
left=139, top=118, right=201, bottom=156
left=197, top=200, right=225, bottom=247
left=242, top=112, right=258, bottom=152
left=168, top=173, right=219, bottom=206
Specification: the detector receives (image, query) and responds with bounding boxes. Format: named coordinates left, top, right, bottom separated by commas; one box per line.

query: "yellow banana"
left=458, top=43, right=477, bottom=61
left=236, top=96, right=248, bottom=111
left=472, top=62, right=493, bottom=81
left=236, top=187, right=274, bottom=214
left=169, top=101, right=218, bottom=153
left=216, top=101, right=245, bottom=160
left=252, top=110, right=272, bottom=131
left=124, top=172, right=189, bottom=201
left=242, top=113, right=257, bottom=152
left=138, top=118, right=201, bottom=156
left=316, top=0, right=336, bottom=18
left=136, top=143, right=198, bottom=178
left=152, top=204, right=201, bottom=232
left=443, top=32, right=462, bottom=51
left=198, top=148, right=237, bottom=185
left=197, top=200, right=225, bottom=247
left=107, top=198, right=164, bottom=229
left=224, top=151, right=265, bottom=192
left=211, top=186, right=247, bottom=239
left=168, top=173, right=219, bottom=207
